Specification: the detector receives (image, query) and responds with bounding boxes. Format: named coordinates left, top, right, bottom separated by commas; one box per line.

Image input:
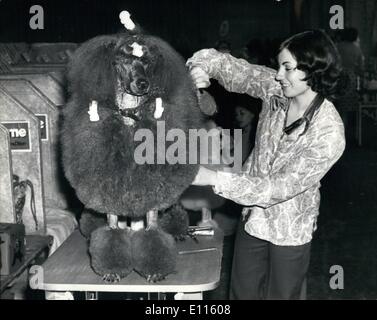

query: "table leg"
left=157, top=292, right=167, bottom=300
left=358, top=105, right=362, bottom=146
left=85, top=291, right=98, bottom=300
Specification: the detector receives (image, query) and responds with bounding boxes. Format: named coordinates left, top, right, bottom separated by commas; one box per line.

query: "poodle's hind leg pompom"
left=79, top=209, right=107, bottom=239
left=158, top=204, right=190, bottom=241
left=89, top=226, right=133, bottom=283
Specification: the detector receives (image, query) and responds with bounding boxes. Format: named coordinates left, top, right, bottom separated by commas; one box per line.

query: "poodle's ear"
left=67, top=36, right=118, bottom=101
left=145, top=37, right=189, bottom=93
left=148, top=44, right=164, bottom=71
left=147, top=43, right=161, bottom=57
left=145, top=43, right=169, bottom=89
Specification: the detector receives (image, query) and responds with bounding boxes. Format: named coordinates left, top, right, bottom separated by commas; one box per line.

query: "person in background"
left=337, top=28, right=364, bottom=76
left=335, top=27, right=365, bottom=138
left=187, top=29, right=345, bottom=300
left=232, top=94, right=261, bottom=164
left=215, top=40, right=232, bottom=54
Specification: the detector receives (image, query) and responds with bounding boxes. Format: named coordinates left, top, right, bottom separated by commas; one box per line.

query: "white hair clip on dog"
left=88, top=100, right=100, bottom=122
left=119, top=10, right=135, bottom=30
left=154, top=97, right=164, bottom=119
left=130, top=42, right=143, bottom=57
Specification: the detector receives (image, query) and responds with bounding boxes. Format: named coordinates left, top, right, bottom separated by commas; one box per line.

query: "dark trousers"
left=230, top=219, right=311, bottom=300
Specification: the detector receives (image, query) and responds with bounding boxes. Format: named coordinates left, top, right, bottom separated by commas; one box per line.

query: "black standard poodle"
left=61, top=29, right=206, bottom=282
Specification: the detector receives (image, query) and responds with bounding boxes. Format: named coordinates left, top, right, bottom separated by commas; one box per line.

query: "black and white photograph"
left=0, top=0, right=377, bottom=305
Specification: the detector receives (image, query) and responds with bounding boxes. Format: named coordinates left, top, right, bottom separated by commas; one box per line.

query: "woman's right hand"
left=189, top=66, right=211, bottom=89
left=187, top=48, right=220, bottom=89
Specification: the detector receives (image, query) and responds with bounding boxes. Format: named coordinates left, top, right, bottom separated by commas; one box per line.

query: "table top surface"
left=0, top=234, right=52, bottom=293
left=38, top=229, right=224, bottom=293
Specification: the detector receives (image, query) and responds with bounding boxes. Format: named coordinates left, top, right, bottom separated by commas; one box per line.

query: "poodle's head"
left=67, top=32, right=194, bottom=127
left=112, top=36, right=164, bottom=124
left=113, top=40, right=152, bottom=96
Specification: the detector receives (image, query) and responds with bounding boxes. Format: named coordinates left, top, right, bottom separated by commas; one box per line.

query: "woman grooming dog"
left=187, top=30, right=345, bottom=299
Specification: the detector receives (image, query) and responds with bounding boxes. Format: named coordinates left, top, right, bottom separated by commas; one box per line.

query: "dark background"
left=2, top=0, right=373, bottom=58
left=2, top=0, right=375, bottom=127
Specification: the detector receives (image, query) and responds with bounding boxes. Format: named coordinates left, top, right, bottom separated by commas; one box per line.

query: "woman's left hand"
left=192, top=166, right=217, bottom=186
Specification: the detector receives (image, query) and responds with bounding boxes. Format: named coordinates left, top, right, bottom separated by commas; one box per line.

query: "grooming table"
left=35, top=229, right=223, bottom=300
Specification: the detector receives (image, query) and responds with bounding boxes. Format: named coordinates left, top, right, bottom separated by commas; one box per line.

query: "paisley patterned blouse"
left=187, top=49, right=346, bottom=246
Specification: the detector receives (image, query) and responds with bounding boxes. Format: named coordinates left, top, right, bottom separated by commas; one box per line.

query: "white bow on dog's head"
left=119, top=10, right=135, bottom=30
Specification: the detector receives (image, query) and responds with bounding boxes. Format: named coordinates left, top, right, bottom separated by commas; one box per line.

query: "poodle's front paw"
left=89, top=226, right=133, bottom=281
left=158, top=204, right=189, bottom=240
left=131, top=228, right=177, bottom=282
left=102, top=273, right=121, bottom=283
left=79, top=209, right=107, bottom=238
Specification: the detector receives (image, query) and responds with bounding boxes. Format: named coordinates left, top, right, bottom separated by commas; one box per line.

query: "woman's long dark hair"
left=279, top=30, right=344, bottom=101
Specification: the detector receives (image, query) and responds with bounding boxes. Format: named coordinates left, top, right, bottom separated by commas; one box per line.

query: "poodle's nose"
left=136, top=79, right=149, bottom=92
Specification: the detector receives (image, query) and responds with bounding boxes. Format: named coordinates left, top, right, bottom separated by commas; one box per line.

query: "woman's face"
left=234, top=106, right=254, bottom=129
left=275, top=48, right=311, bottom=98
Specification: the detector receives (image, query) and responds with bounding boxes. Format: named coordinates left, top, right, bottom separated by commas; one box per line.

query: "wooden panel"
left=0, top=124, right=15, bottom=223
left=40, top=230, right=223, bottom=293
left=9, top=64, right=66, bottom=74
left=0, top=73, right=65, bottom=107
left=0, top=79, right=68, bottom=209
left=0, top=87, right=45, bottom=234
left=48, top=71, right=65, bottom=87
left=0, top=58, right=11, bottom=73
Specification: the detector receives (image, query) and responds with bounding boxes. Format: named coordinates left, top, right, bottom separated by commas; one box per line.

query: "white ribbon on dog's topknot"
left=130, top=42, right=143, bottom=57
left=119, top=10, right=135, bottom=30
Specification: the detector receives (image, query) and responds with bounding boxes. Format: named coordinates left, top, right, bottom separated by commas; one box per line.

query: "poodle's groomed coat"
left=62, top=33, right=204, bottom=218
left=61, top=31, right=205, bottom=282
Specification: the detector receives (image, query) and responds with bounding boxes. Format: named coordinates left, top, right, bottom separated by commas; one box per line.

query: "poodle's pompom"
left=79, top=208, right=107, bottom=238
left=89, top=226, right=133, bottom=282
left=158, top=204, right=189, bottom=239
left=131, top=228, right=177, bottom=282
